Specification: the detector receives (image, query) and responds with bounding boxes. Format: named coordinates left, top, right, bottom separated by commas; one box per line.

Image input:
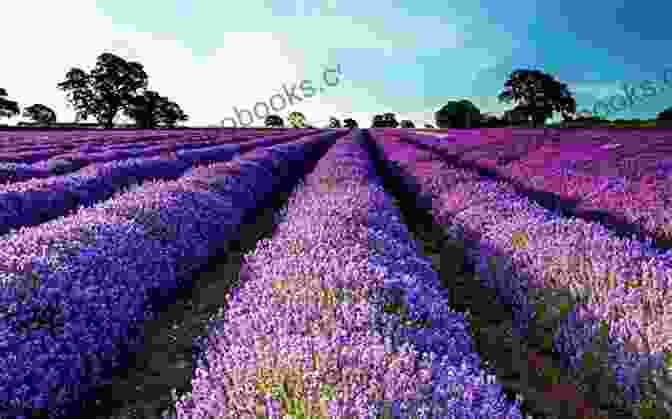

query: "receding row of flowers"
left=175, top=130, right=524, bottom=418
left=369, top=129, right=672, bottom=416
left=406, top=128, right=672, bottom=251
left=0, top=131, right=322, bottom=238
left=0, top=130, right=342, bottom=418
left=0, top=129, right=313, bottom=183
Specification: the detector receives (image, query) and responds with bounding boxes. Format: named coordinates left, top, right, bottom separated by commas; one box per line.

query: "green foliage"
left=372, top=113, right=399, bottom=128
left=657, top=107, right=672, bottom=121
left=582, top=350, right=598, bottom=372
left=664, top=351, right=672, bottom=370
left=288, top=111, right=307, bottom=128
left=598, top=319, right=610, bottom=342
left=498, top=69, right=576, bottom=127
left=400, top=120, right=415, bottom=128
left=539, top=363, right=562, bottom=386
left=435, top=100, right=481, bottom=128
left=265, top=114, right=285, bottom=127
left=56, top=52, right=187, bottom=128
left=636, top=398, right=668, bottom=419
left=123, top=90, right=188, bottom=128
left=0, top=88, right=20, bottom=120
left=343, top=118, right=358, bottom=128
left=557, top=302, right=572, bottom=318
left=22, top=103, right=57, bottom=125
left=257, top=382, right=338, bottom=419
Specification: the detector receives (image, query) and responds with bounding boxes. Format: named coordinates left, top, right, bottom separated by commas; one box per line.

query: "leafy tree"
left=0, top=88, right=20, bottom=121
left=372, top=113, right=399, bottom=127
left=287, top=111, right=306, bottom=128
left=498, top=69, right=576, bottom=128
left=383, top=112, right=398, bottom=127
left=265, top=114, right=284, bottom=127
left=343, top=118, right=358, bottom=128
left=57, top=53, right=149, bottom=128
left=424, top=123, right=434, bottom=128
left=328, top=116, right=341, bottom=128
left=435, top=100, right=481, bottom=128
left=372, top=114, right=385, bottom=127
left=122, top=90, right=188, bottom=128
left=657, top=107, right=672, bottom=121
left=400, top=120, right=415, bottom=128
left=155, top=100, right=188, bottom=128
left=23, top=104, right=57, bottom=125
left=480, top=112, right=505, bottom=128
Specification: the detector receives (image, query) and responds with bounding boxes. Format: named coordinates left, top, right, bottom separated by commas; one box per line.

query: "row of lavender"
left=0, top=130, right=343, bottom=418
left=403, top=128, right=672, bottom=247
left=175, top=130, right=523, bottom=418
left=0, top=129, right=301, bottom=151
left=369, top=130, right=672, bottom=415
left=0, top=131, right=320, bottom=238
left=0, top=129, right=314, bottom=182
left=0, top=132, right=207, bottom=161
left=0, top=128, right=287, bottom=150
left=0, top=129, right=307, bottom=159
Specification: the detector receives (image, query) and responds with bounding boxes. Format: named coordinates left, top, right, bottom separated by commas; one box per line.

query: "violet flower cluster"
left=175, top=130, right=523, bottom=419
left=368, top=130, right=672, bottom=408
left=0, top=130, right=341, bottom=418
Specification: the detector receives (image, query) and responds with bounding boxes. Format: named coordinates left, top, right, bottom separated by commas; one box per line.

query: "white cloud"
left=0, top=1, right=329, bottom=127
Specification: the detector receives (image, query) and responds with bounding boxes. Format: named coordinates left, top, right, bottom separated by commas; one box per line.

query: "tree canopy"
left=400, top=120, right=415, bottom=128
left=287, top=111, right=306, bottom=128
left=122, top=90, right=187, bottom=128
left=0, top=88, right=20, bottom=121
left=328, top=116, right=341, bottom=128
left=343, top=118, right=358, bottom=128
left=371, top=113, right=399, bottom=127
left=657, top=107, right=672, bottom=121
left=23, top=104, right=57, bottom=125
left=57, top=53, right=152, bottom=128
left=435, top=100, right=481, bottom=128
left=265, top=114, right=284, bottom=127
left=498, top=69, right=576, bottom=127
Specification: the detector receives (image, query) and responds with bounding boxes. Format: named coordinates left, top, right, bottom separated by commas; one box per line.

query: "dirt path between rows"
left=71, top=199, right=284, bottom=419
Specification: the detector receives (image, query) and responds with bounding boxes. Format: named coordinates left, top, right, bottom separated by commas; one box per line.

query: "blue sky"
left=1, top=0, right=670, bottom=127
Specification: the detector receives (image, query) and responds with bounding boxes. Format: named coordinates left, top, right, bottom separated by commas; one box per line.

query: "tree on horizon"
left=287, top=111, right=306, bottom=128
left=0, top=88, right=20, bottom=121
left=498, top=69, right=576, bottom=127
left=58, top=53, right=185, bottom=128
left=435, top=100, right=481, bottom=128
left=657, top=106, right=672, bottom=121
left=23, top=104, right=57, bottom=125
left=122, top=90, right=187, bottom=128
left=265, top=114, right=284, bottom=127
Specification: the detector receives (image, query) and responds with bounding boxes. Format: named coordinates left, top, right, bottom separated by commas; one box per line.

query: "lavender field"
left=2, top=127, right=672, bottom=419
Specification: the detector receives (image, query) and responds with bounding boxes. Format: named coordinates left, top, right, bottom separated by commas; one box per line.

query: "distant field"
left=1, top=127, right=671, bottom=419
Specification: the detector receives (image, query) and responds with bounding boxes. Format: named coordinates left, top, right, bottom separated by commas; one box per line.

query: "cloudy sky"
left=1, top=0, right=670, bottom=127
